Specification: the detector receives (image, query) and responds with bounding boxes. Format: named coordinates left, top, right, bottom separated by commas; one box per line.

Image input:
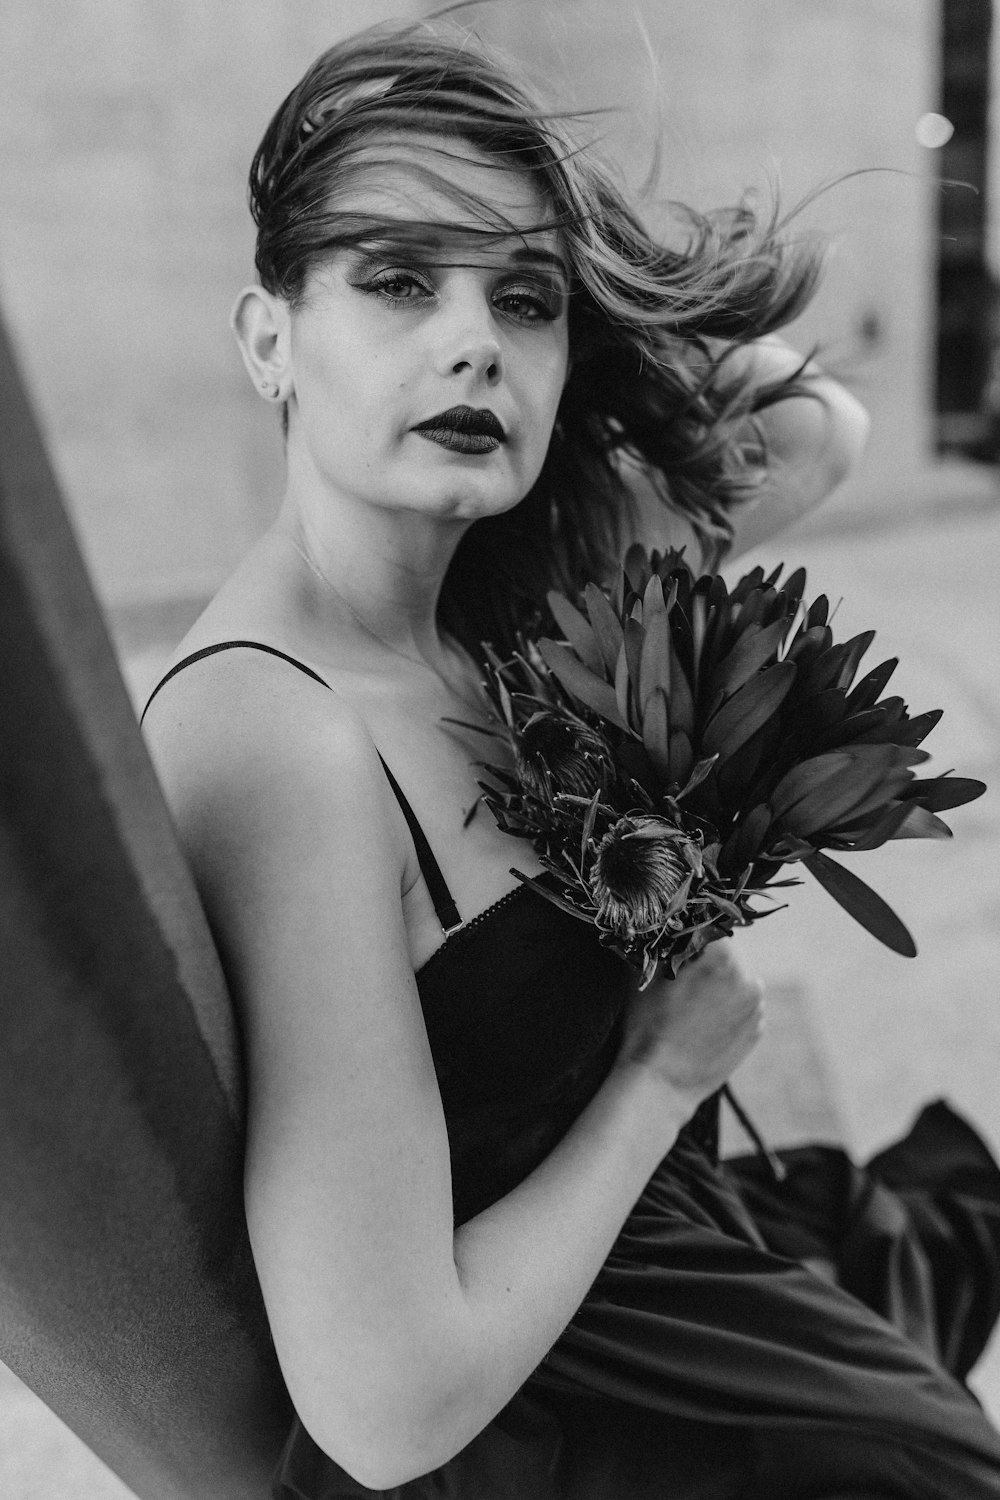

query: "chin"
left=443, top=489, right=526, bottom=522
left=409, top=474, right=529, bottom=522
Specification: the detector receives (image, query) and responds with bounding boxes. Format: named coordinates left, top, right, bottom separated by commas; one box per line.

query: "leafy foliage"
left=479, top=546, right=985, bottom=986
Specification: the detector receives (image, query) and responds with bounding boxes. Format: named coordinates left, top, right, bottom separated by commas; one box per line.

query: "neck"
left=271, top=483, right=469, bottom=674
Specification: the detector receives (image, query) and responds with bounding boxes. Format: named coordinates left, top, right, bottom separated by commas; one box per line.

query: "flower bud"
left=516, top=712, right=610, bottom=801
left=589, top=815, right=692, bottom=936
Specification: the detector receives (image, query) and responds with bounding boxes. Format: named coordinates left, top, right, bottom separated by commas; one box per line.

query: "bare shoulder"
left=141, top=645, right=413, bottom=991
left=143, top=642, right=383, bottom=815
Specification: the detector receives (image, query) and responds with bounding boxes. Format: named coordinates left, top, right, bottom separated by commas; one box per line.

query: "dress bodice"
left=416, top=885, right=631, bottom=1225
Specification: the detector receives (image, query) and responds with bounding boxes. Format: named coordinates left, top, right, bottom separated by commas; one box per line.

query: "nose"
left=436, top=285, right=504, bottom=385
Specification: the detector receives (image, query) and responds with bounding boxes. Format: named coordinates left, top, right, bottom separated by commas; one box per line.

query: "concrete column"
left=0, top=306, right=290, bottom=1498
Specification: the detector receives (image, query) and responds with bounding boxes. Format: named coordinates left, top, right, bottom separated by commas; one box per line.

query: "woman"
left=142, top=20, right=1000, bottom=1498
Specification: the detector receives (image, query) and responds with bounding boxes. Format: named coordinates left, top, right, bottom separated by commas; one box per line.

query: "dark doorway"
left=936, top=0, right=995, bottom=454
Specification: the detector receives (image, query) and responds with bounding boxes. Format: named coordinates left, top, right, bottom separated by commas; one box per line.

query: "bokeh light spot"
left=916, top=113, right=955, bottom=148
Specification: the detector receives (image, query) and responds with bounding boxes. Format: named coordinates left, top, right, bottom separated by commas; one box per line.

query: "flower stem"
left=722, top=1085, right=787, bottom=1182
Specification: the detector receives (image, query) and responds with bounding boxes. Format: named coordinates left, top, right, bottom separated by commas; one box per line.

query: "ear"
left=230, top=286, right=292, bottom=401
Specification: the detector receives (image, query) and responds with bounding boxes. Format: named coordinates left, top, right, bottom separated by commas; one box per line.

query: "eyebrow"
left=347, top=224, right=571, bottom=286
left=508, top=246, right=571, bottom=282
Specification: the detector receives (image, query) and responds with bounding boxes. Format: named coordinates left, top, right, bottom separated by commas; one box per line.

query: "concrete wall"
left=0, top=0, right=422, bottom=621
left=476, top=0, right=942, bottom=529
left=0, top=0, right=946, bottom=638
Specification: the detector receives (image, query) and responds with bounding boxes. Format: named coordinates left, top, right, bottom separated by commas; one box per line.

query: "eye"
left=361, top=269, right=434, bottom=306
left=494, top=283, right=562, bottom=324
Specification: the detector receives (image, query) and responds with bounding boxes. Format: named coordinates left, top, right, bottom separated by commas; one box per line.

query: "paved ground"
left=2, top=468, right=999, bottom=1496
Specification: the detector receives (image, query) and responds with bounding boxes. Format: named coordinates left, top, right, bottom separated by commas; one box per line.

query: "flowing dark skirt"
left=275, top=1101, right=1000, bottom=1499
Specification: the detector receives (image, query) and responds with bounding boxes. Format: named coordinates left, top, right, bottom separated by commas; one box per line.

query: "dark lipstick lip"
left=416, top=428, right=502, bottom=455
left=412, top=405, right=506, bottom=442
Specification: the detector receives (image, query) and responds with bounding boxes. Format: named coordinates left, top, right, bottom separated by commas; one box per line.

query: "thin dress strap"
left=140, top=639, right=463, bottom=936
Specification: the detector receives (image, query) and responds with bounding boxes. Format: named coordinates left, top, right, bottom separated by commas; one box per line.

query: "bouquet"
left=472, top=546, right=986, bottom=1167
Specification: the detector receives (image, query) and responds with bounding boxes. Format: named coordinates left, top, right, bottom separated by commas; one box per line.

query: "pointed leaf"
left=893, top=709, right=943, bottom=747
left=734, top=587, right=767, bottom=631
left=889, top=805, right=952, bottom=841
left=779, top=765, right=897, bottom=837
left=623, top=542, right=652, bottom=597
left=899, top=775, right=986, bottom=812
left=807, top=594, right=830, bottom=627
left=638, top=605, right=673, bottom=710
left=730, top=802, right=773, bottom=871
left=702, top=661, right=797, bottom=759
left=834, top=630, right=876, bottom=691
left=709, top=618, right=791, bottom=702
left=846, top=657, right=898, bottom=712
left=614, top=643, right=632, bottom=728
left=810, top=707, right=896, bottom=753
left=833, top=800, right=914, bottom=850
left=804, top=852, right=916, bottom=956
left=716, top=719, right=771, bottom=801
left=798, top=640, right=856, bottom=697
left=537, top=639, right=629, bottom=730
left=790, top=771, right=881, bottom=830
left=781, top=566, right=808, bottom=607
left=623, top=616, right=644, bottom=701
left=731, top=564, right=766, bottom=601
left=770, top=752, right=858, bottom=820
left=496, top=674, right=514, bottom=727
left=669, top=645, right=696, bottom=737
left=701, top=579, right=731, bottom=676
left=610, top=566, right=626, bottom=617
left=642, top=571, right=668, bottom=622
left=690, top=591, right=708, bottom=695
left=848, top=706, right=917, bottom=746
left=675, top=753, right=720, bottom=803
left=668, top=728, right=693, bottom=787
left=584, top=583, right=624, bottom=676
left=821, top=770, right=916, bottom=831
left=786, top=623, right=833, bottom=669
left=770, top=746, right=921, bottom=832
left=547, top=590, right=604, bottom=675
left=641, top=687, right=671, bottom=779
left=580, top=790, right=601, bottom=865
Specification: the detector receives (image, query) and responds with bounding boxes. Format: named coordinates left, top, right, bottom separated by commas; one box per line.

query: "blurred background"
left=1, top=1, right=999, bottom=1495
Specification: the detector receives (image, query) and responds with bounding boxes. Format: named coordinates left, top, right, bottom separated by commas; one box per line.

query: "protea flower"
left=589, top=815, right=693, bottom=937
left=516, top=711, right=610, bottom=802
left=479, top=544, right=986, bottom=964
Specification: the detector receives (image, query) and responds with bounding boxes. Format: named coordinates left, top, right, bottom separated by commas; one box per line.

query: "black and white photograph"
left=2, top=3, right=999, bottom=1496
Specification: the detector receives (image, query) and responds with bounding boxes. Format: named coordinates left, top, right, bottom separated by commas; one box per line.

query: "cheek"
left=545, top=329, right=570, bottom=407
left=532, top=342, right=569, bottom=436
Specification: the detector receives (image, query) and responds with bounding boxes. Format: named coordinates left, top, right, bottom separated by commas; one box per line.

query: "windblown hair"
left=249, top=19, right=824, bottom=658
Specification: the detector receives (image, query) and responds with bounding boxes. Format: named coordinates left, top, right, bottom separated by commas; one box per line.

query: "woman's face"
left=283, top=136, right=570, bottom=526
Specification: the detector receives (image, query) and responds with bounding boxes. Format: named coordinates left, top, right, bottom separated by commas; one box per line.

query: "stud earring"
left=259, top=379, right=281, bottom=400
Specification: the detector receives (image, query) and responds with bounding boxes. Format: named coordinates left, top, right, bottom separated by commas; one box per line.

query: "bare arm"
left=146, top=656, right=762, bottom=1489
left=631, top=337, right=871, bottom=563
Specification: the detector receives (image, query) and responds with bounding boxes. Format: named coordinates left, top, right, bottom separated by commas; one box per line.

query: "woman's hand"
left=615, top=945, right=764, bottom=1120
left=625, top=337, right=870, bottom=564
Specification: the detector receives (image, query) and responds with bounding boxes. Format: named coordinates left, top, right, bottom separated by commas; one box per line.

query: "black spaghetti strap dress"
left=143, top=644, right=1000, bottom=1500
